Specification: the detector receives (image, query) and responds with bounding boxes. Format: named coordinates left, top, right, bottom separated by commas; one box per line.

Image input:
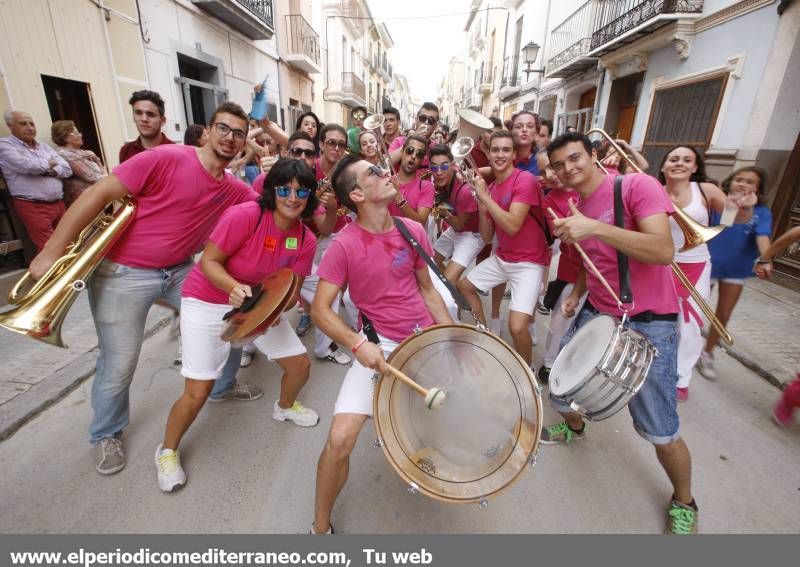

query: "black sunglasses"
left=404, top=147, right=426, bottom=159
left=417, top=114, right=438, bottom=126
left=288, top=147, right=316, bottom=158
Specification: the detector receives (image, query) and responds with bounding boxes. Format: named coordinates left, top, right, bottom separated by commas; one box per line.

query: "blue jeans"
left=211, top=347, right=242, bottom=396
left=87, top=259, right=191, bottom=444
left=550, top=305, right=681, bottom=445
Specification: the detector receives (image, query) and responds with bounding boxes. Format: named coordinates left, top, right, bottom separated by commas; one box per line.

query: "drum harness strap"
left=613, top=175, right=633, bottom=305
left=358, top=217, right=479, bottom=346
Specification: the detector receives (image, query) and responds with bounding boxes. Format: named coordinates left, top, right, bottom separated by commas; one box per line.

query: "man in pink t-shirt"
left=544, top=132, right=697, bottom=535
left=457, top=130, right=549, bottom=366
left=429, top=144, right=484, bottom=285
left=28, top=102, right=258, bottom=476
left=387, top=101, right=440, bottom=173
left=309, top=154, right=453, bottom=535
left=387, top=135, right=434, bottom=225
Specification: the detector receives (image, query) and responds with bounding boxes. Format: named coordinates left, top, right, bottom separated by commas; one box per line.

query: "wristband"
left=755, top=258, right=771, bottom=265
left=351, top=337, right=368, bottom=354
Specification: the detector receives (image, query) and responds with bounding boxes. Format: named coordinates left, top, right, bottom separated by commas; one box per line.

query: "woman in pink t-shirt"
left=154, top=159, right=320, bottom=493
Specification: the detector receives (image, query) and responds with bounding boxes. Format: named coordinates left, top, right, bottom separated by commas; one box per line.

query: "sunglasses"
left=404, top=147, right=426, bottom=159
left=288, top=147, right=316, bottom=158
left=275, top=186, right=312, bottom=199
left=324, top=139, right=348, bottom=150
left=365, top=164, right=388, bottom=177
left=417, top=114, right=438, bottom=126
left=353, top=113, right=366, bottom=120
left=429, top=163, right=451, bottom=173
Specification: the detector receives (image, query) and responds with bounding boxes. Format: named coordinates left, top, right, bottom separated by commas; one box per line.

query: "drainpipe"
left=593, top=66, right=606, bottom=130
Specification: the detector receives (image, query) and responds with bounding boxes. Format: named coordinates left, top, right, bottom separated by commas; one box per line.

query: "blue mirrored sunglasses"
left=429, top=164, right=450, bottom=173
left=275, top=186, right=312, bottom=199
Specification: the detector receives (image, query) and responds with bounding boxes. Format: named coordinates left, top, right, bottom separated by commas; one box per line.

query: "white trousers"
left=677, top=262, right=711, bottom=388
left=543, top=284, right=587, bottom=368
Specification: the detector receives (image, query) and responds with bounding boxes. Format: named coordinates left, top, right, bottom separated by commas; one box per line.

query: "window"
left=176, top=53, right=227, bottom=126
left=641, top=74, right=728, bottom=175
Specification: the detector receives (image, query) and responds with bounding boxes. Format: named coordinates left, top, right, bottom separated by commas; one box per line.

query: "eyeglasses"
left=365, top=164, right=388, bottom=177
left=429, top=163, right=451, bottom=173
left=211, top=122, right=247, bottom=141
left=417, top=114, right=438, bottom=126
left=324, top=139, right=348, bottom=150
left=288, top=147, right=316, bottom=158
left=275, top=186, right=312, bottom=199
left=404, top=147, right=426, bottom=159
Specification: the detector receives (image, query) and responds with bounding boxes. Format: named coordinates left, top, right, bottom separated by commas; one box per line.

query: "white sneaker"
left=273, top=400, right=319, bottom=427
left=320, top=348, right=351, bottom=365
left=154, top=444, right=186, bottom=492
left=696, top=351, right=717, bottom=380
left=240, top=350, right=253, bottom=368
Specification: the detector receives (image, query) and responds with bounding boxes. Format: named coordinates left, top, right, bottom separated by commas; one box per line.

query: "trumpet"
left=586, top=128, right=733, bottom=345
left=451, top=136, right=482, bottom=198
left=362, top=113, right=395, bottom=173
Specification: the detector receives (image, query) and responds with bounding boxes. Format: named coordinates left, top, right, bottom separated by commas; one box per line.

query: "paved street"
left=1, top=300, right=798, bottom=534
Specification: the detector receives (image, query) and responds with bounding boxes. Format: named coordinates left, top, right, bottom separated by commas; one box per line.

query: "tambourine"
left=220, top=268, right=298, bottom=344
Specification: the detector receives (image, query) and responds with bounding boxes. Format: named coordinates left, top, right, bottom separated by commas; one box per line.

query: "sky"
left=367, top=0, right=475, bottom=102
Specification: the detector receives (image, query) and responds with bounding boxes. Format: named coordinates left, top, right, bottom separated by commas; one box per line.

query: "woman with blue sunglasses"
left=154, top=158, right=320, bottom=493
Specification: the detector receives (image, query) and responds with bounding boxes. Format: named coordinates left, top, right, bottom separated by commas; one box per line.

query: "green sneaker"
left=665, top=500, right=698, bottom=534
left=539, top=421, right=585, bottom=445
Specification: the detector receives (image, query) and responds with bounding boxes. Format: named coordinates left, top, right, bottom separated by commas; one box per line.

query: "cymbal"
left=220, top=268, right=298, bottom=343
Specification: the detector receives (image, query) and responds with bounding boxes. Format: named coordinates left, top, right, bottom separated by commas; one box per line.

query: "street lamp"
left=522, top=41, right=545, bottom=81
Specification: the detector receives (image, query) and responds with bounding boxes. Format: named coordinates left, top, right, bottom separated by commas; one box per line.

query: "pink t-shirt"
left=110, top=145, right=258, bottom=268
left=448, top=180, right=479, bottom=233
left=181, top=202, right=316, bottom=305
left=543, top=188, right=581, bottom=283
left=317, top=217, right=435, bottom=342
left=388, top=178, right=435, bottom=217
left=487, top=170, right=549, bottom=265
left=578, top=173, right=678, bottom=317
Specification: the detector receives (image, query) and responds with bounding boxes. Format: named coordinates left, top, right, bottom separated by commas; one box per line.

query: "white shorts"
left=467, top=254, right=545, bottom=316
left=180, top=297, right=306, bottom=380
left=334, top=333, right=399, bottom=416
left=433, top=228, right=485, bottom=268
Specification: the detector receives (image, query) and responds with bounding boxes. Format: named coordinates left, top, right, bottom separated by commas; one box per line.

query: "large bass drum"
left=374, top=324, right=542, bottom=503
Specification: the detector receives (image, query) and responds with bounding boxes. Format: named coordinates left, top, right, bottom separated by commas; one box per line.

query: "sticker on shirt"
left=264, top=236, right=277, bottom=251
left=285, top=237, right=298, bottom=250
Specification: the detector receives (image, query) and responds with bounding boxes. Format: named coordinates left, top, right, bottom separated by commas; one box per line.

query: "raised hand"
left=552, top=200, right=598, bottom=244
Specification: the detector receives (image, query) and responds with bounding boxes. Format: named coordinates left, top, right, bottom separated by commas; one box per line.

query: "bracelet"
left=755, top=258, right=772, bottom=265
left=396, top=199, right=408, bottom=208
left=351, top=337, right=368, bottom=354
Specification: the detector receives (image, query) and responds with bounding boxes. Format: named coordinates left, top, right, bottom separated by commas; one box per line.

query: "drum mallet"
left=385, top=365, right=447, bottom=410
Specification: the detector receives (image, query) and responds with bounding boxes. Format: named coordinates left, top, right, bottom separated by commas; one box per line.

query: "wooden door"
left=771, top=132, right=800, bottom=278
left=617, top=104, right=636, bottom=141
left=579, top=87, right=596, bottom=110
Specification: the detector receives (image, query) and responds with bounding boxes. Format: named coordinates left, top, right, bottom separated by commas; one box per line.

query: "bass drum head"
left=550, top=314, right=617, bottom=396
left=375, top=324, right=542, bottom=503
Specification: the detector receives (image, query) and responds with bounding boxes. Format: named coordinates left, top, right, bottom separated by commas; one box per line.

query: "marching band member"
left=388, top=135, right=434, bottom=226
left=297, top=124, right=353, bottom=366
left=310, top=154, right=453, bottom=534
left=154, top=159, right=319, bottom=492
left=429, top=144, right=484, bottom=285
left=387, top=102, right=440, bottom=172
left=358, top=130, right=381, bottom=166
left=511, top=110, right=542, bottom=176
left=538, top=151, right=583, bottom=386
left=457, top=130, right=549, bottom=366
left=28, top=102, right=259, bottom=475
left=544, top=132, right=698, bottom=535
left=658, top=146, right=727, bottom=401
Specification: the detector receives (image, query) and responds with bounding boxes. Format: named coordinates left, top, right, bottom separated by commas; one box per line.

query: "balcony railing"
left=285, top=14, right=320, bottom=72
left=546, top=1, right=598, bottom=78
left=191, top=0, right=274, bottom=39
left=342, top=72, right=366, bottom=101
left=591, top=0, right=703, bottom=52
left=501, top=55, right=520, bottom=88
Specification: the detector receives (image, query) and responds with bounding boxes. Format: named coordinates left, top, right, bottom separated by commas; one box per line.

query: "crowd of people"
left=1, top=83, right=798, bottom=536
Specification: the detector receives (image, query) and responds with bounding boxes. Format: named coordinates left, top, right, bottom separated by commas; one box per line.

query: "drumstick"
left=547, top=207, right=623, bottom=307
left=384, top=364, right=447, bottom=410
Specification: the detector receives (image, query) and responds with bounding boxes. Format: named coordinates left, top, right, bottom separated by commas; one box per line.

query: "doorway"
left=41, top=75, right=105, bottom=164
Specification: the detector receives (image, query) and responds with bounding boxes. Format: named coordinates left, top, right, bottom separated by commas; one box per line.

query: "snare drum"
left=549, top=314, right=656, bottom=421
left=374, top=324, right=542, bottom=503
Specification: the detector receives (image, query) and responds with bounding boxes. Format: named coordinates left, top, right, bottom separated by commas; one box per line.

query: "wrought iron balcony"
left=590, top=0, right=704, bottom=56
left=284, top=14, right=321, bottom=74
left=341, top=72, right=366, bottom=104
left=500, top=55, right=521, bottom=90
left=191, top=0, right=274, bottom=40
left=546, top=1, right=598, bottom=78
left=478, top=67, right=494, bottom=95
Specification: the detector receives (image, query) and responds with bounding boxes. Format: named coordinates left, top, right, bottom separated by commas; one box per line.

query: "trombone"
left=586, top=128, right=733, bottom=346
